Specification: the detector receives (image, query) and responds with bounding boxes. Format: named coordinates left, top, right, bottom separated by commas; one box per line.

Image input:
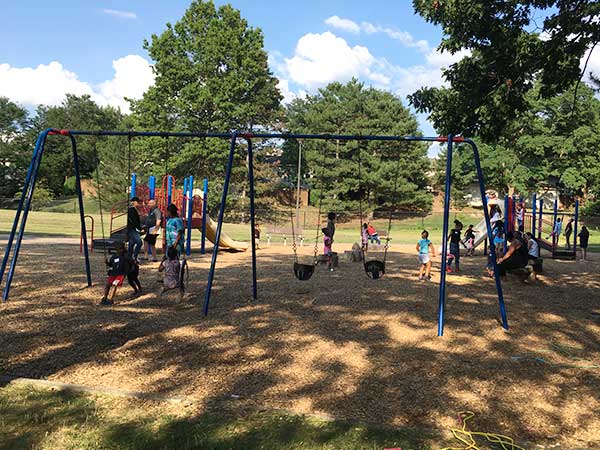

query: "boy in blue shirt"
left=416, top=230, right=436, bottom=281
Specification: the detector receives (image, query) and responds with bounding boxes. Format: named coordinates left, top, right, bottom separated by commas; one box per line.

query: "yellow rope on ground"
left=441, top=412, right=527, bottom=450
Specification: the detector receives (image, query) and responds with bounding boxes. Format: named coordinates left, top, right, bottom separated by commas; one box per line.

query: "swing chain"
left=92, top=133, right=108, bottom=260
left=312, top=142, right=327, bottom=264
left=382, top=142, right=404, bottom=264
left=290, top=209, right=298, bottom=263
left=357, top=139, right=367, bottom=259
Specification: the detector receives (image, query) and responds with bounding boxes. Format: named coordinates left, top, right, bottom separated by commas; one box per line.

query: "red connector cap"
left=49, top=129, right=71, bottom=136
left=435, top=136, right=465, bottom=143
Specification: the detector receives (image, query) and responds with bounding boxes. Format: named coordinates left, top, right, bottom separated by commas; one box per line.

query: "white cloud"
left=102, top=9, right=137, bottom=20
left=373, top=26, right=430, bottom=53
left=0, top=62, right=95, bottom=106
left=0, top=55, right=154, bottom=113
left=324, top=16, right=430, bottom=53
left=276, top=79, right=296, bottom=104
left=98, top=55, right=155, bottom=112
left=581, top=44, right=600, bottom=87
left=284, top=32, right=380, bottom=88
left=324, top=15, right=361, bottom=34
left=425, top=49, right=471, bottom=68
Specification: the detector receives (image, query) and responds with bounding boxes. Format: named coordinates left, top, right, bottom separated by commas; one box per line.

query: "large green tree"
left=31, top=95, right=124, bottom=197
left=410, top=0, right=600, bottom=140
left=0, top=98, right=31, bottom=206
left=131, top=0, right=282, bottom=214
left=437, top=83, right=600, bottom=203
left=284, top=79, right=432, bottom=214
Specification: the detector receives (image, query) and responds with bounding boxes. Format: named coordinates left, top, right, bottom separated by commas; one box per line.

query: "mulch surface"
left=1, top=238, right=600, bottom=448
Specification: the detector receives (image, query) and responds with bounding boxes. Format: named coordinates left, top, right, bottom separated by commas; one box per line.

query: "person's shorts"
left=144, top=233, right=158, bottom=245
left=107, top=274, right=125, bottom=286
left=494, top=237, right=504, bottom=245
left=418, top=253, right=430, bottom=265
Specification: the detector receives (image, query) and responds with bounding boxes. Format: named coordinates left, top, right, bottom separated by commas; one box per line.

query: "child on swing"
left=99, top=242, right=141, bottom=305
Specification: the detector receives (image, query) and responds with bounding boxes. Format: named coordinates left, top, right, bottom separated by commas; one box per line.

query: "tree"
left=31, top=95, right=124, bottom=197
left=284, top=79, right=432, bottom=214
left=131, top=0, right=282, bottom=214
left=410, top=0, right=600, bottom=140
left=0, top=98, right=30, bottom=206
left=436, top=82, right=600, bottom=203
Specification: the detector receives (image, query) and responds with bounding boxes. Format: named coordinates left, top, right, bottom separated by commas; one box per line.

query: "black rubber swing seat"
left=364, top=260, right=385, bottom=279
left=294, top=262, right=315, bottom=281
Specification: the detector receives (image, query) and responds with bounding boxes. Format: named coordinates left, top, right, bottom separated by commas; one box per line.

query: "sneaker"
left=446, top=268, right=452, bottom=273
left=99, top=298, right=113, bottom=306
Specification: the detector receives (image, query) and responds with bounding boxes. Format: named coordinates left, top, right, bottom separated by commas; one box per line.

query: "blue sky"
left=11, top=0, right=598, bottom=155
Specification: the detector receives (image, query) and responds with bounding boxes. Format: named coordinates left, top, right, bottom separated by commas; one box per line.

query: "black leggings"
left=127, top=273, right=141, bottom=291
left=498, top=256, right=527, bottom=277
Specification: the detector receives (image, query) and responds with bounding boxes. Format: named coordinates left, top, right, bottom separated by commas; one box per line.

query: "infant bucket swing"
left=357, top=140, right=403, bottom=280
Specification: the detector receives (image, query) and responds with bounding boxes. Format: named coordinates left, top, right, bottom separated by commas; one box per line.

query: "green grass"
left=0, top=384, right=437, bottom=450
left=2, top=208, right=599, bottom=252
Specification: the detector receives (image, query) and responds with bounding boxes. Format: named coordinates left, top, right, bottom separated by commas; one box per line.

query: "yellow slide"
left=202, top=214, right=248, bottom=252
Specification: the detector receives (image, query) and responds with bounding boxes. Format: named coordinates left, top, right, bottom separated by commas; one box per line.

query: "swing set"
left=1, top=128, right=508, bottom=336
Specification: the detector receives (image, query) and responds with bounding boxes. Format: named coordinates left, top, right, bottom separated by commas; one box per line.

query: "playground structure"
left=469, top=194, right=579, bottom=260
left=1, top=128, right=508, bottom=337
left=88, top=173, right=248, bottom=255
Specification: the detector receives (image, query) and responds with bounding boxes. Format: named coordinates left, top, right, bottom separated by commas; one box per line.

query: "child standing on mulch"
left=361, top=223, right=369, bottom=252
left=464, top=224, right=477, bottom=256
left=447, top=219, right=463, bottom=272
left=159, top=247, right=181, bottom=293
left=578, top=223, right=590, bottom=261
left=322, top=227, right=334, bottom=272
left=254, top=223, right=261, bottom=249
left=100, top=243, right=127, bottom=305
left=416, top=230, right=435, bottom=281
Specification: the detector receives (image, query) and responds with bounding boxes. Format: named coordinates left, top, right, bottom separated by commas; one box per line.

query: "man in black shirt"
left=127, top=197, right=143, bottom=259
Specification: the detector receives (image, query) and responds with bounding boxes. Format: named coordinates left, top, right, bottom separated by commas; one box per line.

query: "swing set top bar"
left=48, top=128, right=466, bottom=143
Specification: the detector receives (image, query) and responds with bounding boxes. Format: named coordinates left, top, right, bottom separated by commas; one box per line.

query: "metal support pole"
left=0, top=130, right=45, bottom=289
left=148, top=175, right=156, bottom=200
left=167, top=175, right=173, bottom=207
left=130, top=173, right=137, bottom=199
left=203, top=132, right=238, bottom=315
left=552, top=198, right=558, bottom=248
left=469, top=140, right=508, bottom=330
left=201, top=179, right=208, bottom=255
left=247, top=139, right=258, bottom=301
left=538, top=198, right=543, bottom=240
left=437, top=135, right=453, bottom=336
left=573, top=200, right=579, bottom=256
left=71, top=135, right=92, bottom=287
left=186, top=176, right=193, bottom=256
left=3, top=130, right=49, bottom=300
left=504, top=195, right=509, bottom=253
left=183, top=177, right=189, bottom=218
left=532, top=193, right=537, bottom=235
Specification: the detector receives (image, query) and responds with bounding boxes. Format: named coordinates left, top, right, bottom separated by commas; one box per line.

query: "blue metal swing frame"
left=0, top=128, right=508, bottom=336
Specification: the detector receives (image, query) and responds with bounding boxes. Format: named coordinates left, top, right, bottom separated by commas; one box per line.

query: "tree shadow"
left=1, top=240, right=600, bottom=448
